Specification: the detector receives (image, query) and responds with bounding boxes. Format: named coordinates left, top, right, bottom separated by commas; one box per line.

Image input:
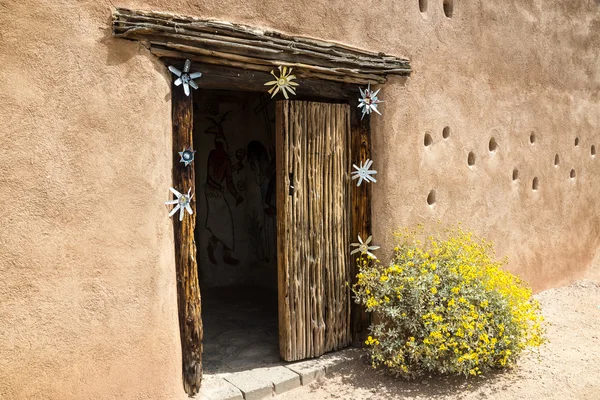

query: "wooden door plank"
left=172, top=88, right=203, bottom=395
left=276, top=101, right=291, bottom=361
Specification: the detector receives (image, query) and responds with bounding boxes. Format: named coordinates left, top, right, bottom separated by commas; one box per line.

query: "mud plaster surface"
left=1, top=0, right=600, bottom=399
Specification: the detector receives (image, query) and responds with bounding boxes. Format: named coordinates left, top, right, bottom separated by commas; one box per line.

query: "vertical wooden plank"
left=343, top=105, right=353, bottom=345
left=350, top=108, right=372, bottom=347
left=294, top=102, right=305, bottom=360
left=307, top=103, right=317, bottom=357
left=172, top=87, right=202, bottom=395
left=276, top=101, right=292, bottom=361
left=288, top=101, right=298, bottom=360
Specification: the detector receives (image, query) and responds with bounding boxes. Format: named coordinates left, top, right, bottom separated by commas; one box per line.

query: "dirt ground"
left=278, top=278, right=600, bottom=400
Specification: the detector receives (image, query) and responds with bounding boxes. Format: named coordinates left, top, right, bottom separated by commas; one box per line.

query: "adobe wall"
left=1, top=0, right=599, bottom=399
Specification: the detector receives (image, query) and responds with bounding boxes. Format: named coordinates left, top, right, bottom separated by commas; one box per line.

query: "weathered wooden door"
left=276, top=101, right=352, bottom=361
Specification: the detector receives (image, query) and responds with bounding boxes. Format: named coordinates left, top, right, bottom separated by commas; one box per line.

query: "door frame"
left=169, top=72, right=373, bottom=393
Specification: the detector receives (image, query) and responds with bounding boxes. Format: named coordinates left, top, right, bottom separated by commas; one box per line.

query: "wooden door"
left=276, top=101, right=352, bottom=361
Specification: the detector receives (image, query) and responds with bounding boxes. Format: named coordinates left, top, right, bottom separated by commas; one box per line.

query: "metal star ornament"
left=351, top=159, right=377, bottom=186
left=168, top=59, right=202, bottom=96
left=265, top=66, right=299, bottom=99
left=165, top=187, right=193, bottom=221
left=351, top=235, right=380, bottom=259
left=358, top=83, right=382, bottom=120
left=178, top=146, right=196, bottom=167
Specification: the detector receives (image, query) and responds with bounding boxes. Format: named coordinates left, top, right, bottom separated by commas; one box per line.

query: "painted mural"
left=193, top=90, right=277, bottom=290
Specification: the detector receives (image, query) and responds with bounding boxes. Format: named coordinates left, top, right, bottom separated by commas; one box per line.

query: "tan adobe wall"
left=0, top=0, right=599, bottom=399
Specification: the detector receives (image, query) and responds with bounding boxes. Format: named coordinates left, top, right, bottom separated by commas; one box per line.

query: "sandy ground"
left=278, top=279, right=600, bottom=400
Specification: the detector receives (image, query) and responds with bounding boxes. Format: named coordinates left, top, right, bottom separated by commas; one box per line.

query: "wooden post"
left=350, top=109, right=372, bottom=347
left=172, top=86, right=203, bottom=395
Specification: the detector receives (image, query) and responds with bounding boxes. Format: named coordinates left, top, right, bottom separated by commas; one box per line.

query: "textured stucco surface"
left=1, top=0, right=599, bottom=399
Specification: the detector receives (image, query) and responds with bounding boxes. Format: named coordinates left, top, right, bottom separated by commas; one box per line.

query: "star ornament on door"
left=350, top=235, right=380, bottom=259
left=165, top=187, right=194, bottom=221
left=351, top=159, right=377, bottom=186
left=179, top=146, right=196, bottom=167
left=168, top=59, right=202, bottom=96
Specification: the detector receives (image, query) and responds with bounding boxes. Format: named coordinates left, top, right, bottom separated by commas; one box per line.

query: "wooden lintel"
left=112, top=8, right=411, bottom=85
left=163, top=58, right=357, bottom=100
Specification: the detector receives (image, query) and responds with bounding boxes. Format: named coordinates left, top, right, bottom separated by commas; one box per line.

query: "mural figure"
left=246, top=140, right=276, bottom=261
left=204, top=112, right=244, bottom=265
left=247, top=141, right=276, bottom=216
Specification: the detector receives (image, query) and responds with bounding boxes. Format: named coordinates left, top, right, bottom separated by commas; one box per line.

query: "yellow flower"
left=430, top=287, right=438, bottom=294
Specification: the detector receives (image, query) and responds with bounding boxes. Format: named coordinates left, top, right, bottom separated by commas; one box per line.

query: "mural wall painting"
left=203, top=111, right=243, bottom=266
left=194, top=91, right=277, bottom=290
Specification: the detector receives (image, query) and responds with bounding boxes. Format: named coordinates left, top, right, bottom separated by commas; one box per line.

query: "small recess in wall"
left=424, top=133, right=433, bottom=147
left=489, top=137, right=498, bottom=153
left=554, top=154, right=560, bottom=167
left=467, top=151, right=475, bottom=166
left=570, top=169, right=576, bottom=179
left=443, top=0, right=454, bottom=18
left=419, top=0, right=428, bottom=13
left=442, top=126, right=451, bottom=139
left=532, top=177, right=539, bottom=191
left=427, top=189, right=436, bottom=206
left=530, top=132, right=536, bottom=145
left=512, top=169, right=519, bottom=181
left=575, top=137, right=580, bottom=147
left=591, top=145, right=596, bottom=157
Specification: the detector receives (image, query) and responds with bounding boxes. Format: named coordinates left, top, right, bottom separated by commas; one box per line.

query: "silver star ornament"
left=165, top=187, right=194, bottom=221
left=350, top=235, right=380, bottom=259
left=358, top=83, right=382, bottom=120
left=351, top=159, right=377, bottom=186
left=179, top=146, right=196, bottom=167
left=168, top=59, right=202, bottom=96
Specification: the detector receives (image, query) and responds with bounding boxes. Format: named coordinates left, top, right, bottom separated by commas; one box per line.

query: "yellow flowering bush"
left=353, top=226, right=545, bottom=378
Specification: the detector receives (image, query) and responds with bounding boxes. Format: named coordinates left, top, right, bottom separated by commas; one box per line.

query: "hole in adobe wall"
left=591, top=145, right=596, bottom=157
left=443, top=0, right=454, bottom=18
left=424, top=133, right=433, bottom=147
left=570, top=169, right=576, bottom=179
left=530, top=132, right=536, bottom=145
left=532, top=177, right=539, bottom=191
left=512, top=169, right=519, bottom=181
left=419, top=0, right=428, bottom=13
left=442, top=126, right=451, bottom=139
left=554, top=154, right=560, bottom=167
left=575, top=137, right=580, bottom=147
left=489, top=137, right=498, bottom=153
left=467, top=151, right=475, bottom=166
left=427, top=189, right=436, bottom=206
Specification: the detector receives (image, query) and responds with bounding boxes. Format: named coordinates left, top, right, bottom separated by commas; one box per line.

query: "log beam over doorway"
left=112, top=8, right=411, bottom=85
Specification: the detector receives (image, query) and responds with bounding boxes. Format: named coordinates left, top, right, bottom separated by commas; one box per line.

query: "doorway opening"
left=193, top=89, right=279, bottom=374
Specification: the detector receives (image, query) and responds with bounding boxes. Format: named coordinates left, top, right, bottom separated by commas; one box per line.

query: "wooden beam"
left=350, top=105, right=372, bottom=347
left=112, top=8, right=411, bottom=85
left=163, top=58, right=356, bottom=100
left=171, top=86, right=203, bottom=395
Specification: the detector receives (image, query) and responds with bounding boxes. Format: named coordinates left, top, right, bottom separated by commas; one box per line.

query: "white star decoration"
left=168, top=59, right=202, bottom=96
left=358, top=83, right=382, bottom=120
left=165, top=187, right=193, bottom=221
left=179, top=146, right=196, bottom=167
left=351, top=159, right=377, bottom=186
left=351, top=235, right=380, bottom=259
